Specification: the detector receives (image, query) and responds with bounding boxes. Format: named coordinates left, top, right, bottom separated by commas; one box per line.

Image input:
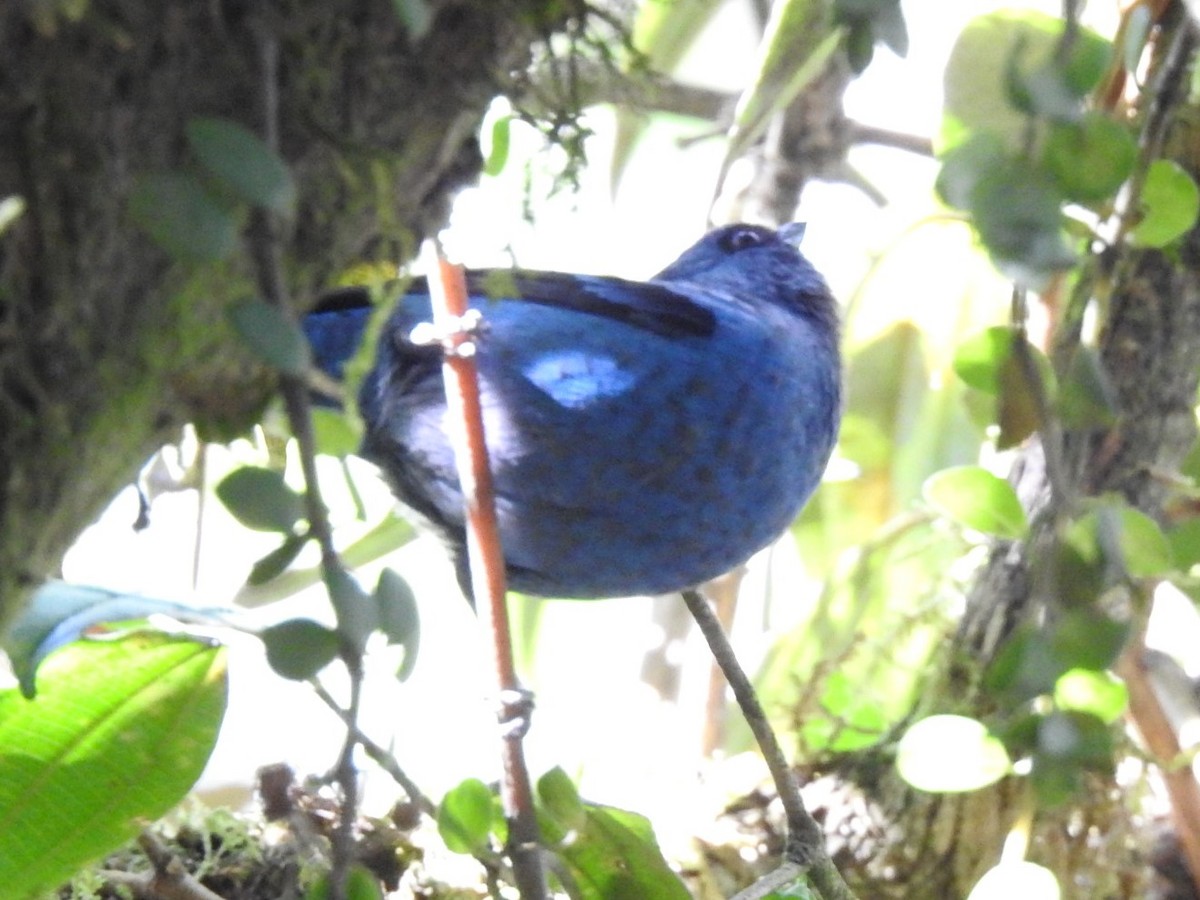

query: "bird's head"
left=652, top=223, right=836, bottom=333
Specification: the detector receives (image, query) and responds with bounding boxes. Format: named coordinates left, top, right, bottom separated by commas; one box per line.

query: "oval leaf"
left=186, top=116, right=296, bottom=214
left=216, top=465, right=305, bottom=533
left=248, top=533, right=312, bottom=586
left=306, top=863, right=384, bottom=900
left=0, top=634, right=226, bottom=897
left=1043, top=112, right=1136, bottom=204
left=261, top=619, right=339, bottom=680
left=1130, top=159, right=1200, bottom=248
left=968, top=861, right=1061, bottom=900
left=128, top=172, right=237, bottom=263
left=924, top=466, right=1028, bottom=539
left=374, top=568, right=420, bottom=681
left=1054, top=668, right=1128, bottom=723
left=227, top=298, right=312, bottom=376
left=537, top=766, right=586, bottom=831
left=896, top=715, right=1011, bottom=792
left=438, top=778, right=496, bottom=855
left=2, top=581, right=233, bottom=699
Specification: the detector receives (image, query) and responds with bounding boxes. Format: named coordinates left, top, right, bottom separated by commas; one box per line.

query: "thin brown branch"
left=682, top=589, right=856, bottom=900
left=310, top=678, right=436, bottom=818
left=248, top=24, right=362, bottom=900
left=1117, top=632, right=1200, bottom=892
left=426, top=245, right=547, bottom=899
left=92, top=831, right=227, bottom=900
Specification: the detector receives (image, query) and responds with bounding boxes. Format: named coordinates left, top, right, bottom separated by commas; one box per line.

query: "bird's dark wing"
left=474, top=271, right=716, bottom=340
left=304, top=268, right=717, bottom=384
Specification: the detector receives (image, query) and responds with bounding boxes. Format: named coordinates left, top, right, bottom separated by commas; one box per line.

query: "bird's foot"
left=495, top=687, right=535, bottom=740
left=408, top=308, right=486, bottom=358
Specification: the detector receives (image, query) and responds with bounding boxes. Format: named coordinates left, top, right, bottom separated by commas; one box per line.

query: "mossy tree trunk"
left=0, top=0, right=565, bottom=631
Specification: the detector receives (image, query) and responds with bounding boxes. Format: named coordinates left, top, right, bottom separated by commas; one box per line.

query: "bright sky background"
left=55, top=0, right=1151, bottom=840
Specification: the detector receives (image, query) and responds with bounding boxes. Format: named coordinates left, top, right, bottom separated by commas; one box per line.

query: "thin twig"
left=91, top=831, right=228, bottom=900
left=682, top=589, right=856, bottom=900
left=310, top=678, right=436, bottom=817
left=249, top=25, right=363, bottom=900
left=426, top=243, right=548, bottom=899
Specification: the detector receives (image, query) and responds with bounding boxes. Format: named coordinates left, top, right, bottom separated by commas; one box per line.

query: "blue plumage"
left=303, top=223, right=841, bottom=598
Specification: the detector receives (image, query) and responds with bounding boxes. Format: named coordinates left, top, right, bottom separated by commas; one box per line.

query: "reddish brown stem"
left=1117, top=633, right=1200, bottom=893
left=427, top=247, right=547, bottom=899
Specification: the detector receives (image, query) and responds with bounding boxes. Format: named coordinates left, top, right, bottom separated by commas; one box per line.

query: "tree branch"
left=682, top=589, right=856, bottom=900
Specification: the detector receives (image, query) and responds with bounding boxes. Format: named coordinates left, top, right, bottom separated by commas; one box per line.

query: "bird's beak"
left=778, top=222, right=807, bottom=246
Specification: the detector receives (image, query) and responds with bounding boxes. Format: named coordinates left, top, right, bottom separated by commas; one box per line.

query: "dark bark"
left=0, top=0, right=562, bottom=630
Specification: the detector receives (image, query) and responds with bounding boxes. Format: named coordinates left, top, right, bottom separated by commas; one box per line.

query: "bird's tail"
left=303, top=287, right=374, bottom=381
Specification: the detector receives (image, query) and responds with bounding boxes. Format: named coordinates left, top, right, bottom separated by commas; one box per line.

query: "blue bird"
left=304, top=223, right=841, bottom=598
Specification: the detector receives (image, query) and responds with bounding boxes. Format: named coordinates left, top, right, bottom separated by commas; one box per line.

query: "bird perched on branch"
left=304, top=223, right=841, bottom=599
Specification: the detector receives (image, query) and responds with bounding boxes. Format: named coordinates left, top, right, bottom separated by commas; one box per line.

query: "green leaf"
left=553, top=804, right=691, bottom=900
left=186, top=116, right=296, bottom=214
left=374, top=568, right=420, bottom=681
left=261, top=618, right=339, bottom=680
left=970, top=159, right=1075, bottom=287
left=248, top=532, right=311, bottom=585
left=2, top=581, right=232, bottom=699
left=941, top=10, right=1110, bottom=152
left=311, top=408, right=361, bottom=457
left=538, top=767, right=586, bottom=832
left=968, top=861, right=1061, bottom=900
left=216, top=465, right=305, bottom=533
left=1042, top=113, right=1136, bottom=204
left=1037, top=710, right=1114, bottom=768
left=984, top=625, right=1064, bottom=701
left=0, top=634, right=226, bottom=897
left=1054, top=669, right=1128, bottom=723
left=834, top=0, right=908, bottom=69
left=996, top=344, right=1044, bottom=449
left=128, top=172, right=237, bottom=263
left=325, top=566, right=377, bottom=653
left=720, top=1, right=842, bottom=187
left=953, top=327, right=1020, bottom=394
left=1056, top=346, right=1118, bottom=428
left=896, top=715, right=1011, bottom=792
left=1057, top=502, right=1174, bottom=597
left=801, top=668, right=890, bottom=752
left=953, top=328, right=1055, bottom=445
left=1168, top=517, right=1200, bottom=569
left=234, top=514, right=416, bottom=608
left=1130, top=159, right=1200, bottom=247
left=923, top=465, right=1028, bottom=539
left=0, top=194, right=27, bottom=237
left=227, top=298, right=312, bottom=376
left=936, top=132, right=1009, bottom=210
left=438, top=779, right=497, bottom=855
left=630, top=0, right=725, bottom=74
left=1049, top=608, right=1129, bottom=672
left=481, top=111, right=513, bottom=177
left=306, top=863, right=385, bottom=900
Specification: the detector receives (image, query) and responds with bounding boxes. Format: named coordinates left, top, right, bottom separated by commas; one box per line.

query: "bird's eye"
left=720, top=226, right=766, bottom=254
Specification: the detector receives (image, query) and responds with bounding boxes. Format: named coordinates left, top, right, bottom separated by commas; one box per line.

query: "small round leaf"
left=438, top=778, right=496, bottom=855
left=128, top=172, right=237, bottom=263
left=261, top=619, right=339, bottom=681
left=896, top=715, right=1012, bottom=792
left=1130, top=160, right=1200, bottom=248
left=968, top=862, right=1060, bottom=900
left=216, top=466, right=305, bottom=533
left=924, top=466, right=1028, bottom=539
left=186, top=116, right=296, bottom=214
left=227, top=298, right=312, bottom=376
